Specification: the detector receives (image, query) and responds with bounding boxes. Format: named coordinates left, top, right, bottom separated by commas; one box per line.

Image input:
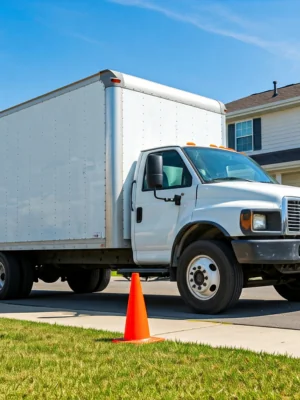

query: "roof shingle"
left=226, top=83, right=300, bottom=113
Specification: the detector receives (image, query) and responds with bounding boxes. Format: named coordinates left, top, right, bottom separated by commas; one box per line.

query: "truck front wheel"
left=274, top=279, right=300, bottom=301
left=177, top=240, right=243, bottom=314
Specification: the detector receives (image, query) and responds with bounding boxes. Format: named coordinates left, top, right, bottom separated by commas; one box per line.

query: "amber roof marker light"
left=186, top=142, right=196, bottom=146
left=111, top=78, right=121, bottom=84
left=209, top=144, right=236, bottom=152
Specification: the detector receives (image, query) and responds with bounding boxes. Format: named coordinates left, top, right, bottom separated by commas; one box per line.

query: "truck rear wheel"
left=17, top=259, right=34, bottom=298
left=67, top=267, right=111, bottom=294
left=67, top=268, right=100, bottom=293
left=0, top=253, right=22, bottom=300
left=93, top=268, right=111, bottom=292
left=274, top=279, right=300, bottom=301
left=177, top=240, right=243, bottom=314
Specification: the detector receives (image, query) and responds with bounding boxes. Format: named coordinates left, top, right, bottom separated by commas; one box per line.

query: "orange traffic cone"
left=113, top=273, right=164, bottom=344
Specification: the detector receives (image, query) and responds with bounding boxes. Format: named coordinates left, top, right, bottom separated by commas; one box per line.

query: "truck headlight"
left=240, top=209, right=281, bottom=234
left=252, top=214, right=266, bottom=230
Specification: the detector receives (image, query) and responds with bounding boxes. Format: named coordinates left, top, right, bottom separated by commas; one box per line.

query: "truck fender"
left=171, top=221, right=230, bottom=267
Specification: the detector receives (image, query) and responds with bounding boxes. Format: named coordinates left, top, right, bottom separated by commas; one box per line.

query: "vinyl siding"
left=227, top=106, right=300, bottom=155
left=252, top=106, right=300, bottom=155
left=282, top=171, right=300, bottom=187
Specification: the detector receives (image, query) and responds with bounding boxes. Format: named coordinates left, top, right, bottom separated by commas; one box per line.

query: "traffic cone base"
left=112, top=273, right=164, bottom=344
left=112, top=337, right=165, bottom=344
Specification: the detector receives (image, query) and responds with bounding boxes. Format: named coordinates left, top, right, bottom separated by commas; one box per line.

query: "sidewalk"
left=0, top=302, right=299, bottom=358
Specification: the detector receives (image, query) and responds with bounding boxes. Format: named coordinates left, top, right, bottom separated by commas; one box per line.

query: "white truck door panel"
left=132, top=149, right=197, bottom=265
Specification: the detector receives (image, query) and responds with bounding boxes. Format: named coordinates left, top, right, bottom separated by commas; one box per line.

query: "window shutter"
left=253, top=118, right=262, bottom=151
left=228, top=124, right=235, bottom=149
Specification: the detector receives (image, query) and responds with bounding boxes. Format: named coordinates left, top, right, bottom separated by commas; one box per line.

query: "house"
left=225, top=81, right=300, bottom=186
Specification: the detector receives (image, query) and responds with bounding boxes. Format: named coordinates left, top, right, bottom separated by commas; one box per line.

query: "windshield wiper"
left=209, top=177, right=254, bottom=183
left=259, top=181, right=274, bottom=184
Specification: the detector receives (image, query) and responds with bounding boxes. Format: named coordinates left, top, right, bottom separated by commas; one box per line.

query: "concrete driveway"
left=3, top=278, right=300, bottom=330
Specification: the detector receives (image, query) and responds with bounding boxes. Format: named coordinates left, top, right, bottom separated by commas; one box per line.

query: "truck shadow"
left=1, top=287, right=300, bottom=330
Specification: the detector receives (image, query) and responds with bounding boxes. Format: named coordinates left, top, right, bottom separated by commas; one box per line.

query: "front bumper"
left=232, top=239, right=300, bottom=264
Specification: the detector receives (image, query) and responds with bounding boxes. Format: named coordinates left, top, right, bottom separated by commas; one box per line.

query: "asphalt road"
left=3, top=278, right=300, bottom=331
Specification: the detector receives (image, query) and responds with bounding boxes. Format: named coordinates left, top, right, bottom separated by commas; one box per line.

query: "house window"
left=236, top=120, right=253, bottom=152
left=227, top=118, right=261, bottom=152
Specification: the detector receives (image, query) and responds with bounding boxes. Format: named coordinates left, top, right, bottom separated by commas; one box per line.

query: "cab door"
left=132, top=148, right=197, bottom=265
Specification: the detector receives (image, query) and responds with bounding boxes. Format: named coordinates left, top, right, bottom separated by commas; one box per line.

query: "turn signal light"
left=240, top=211, right=252, bottom=231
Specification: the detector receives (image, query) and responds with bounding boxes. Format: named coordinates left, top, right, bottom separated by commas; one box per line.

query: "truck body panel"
left=0, top=70, right=225, bottom=251
left=0, top=80, right=106, bottom=248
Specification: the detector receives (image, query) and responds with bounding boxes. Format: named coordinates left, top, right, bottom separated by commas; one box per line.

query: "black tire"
left=17, top=259, right=34, bottom=299
left=274, top=279, right=300, bottom=302
left=67, top=268, right=100, bottom=294
left=177, top=240, right=243, bottom=314
left=0, top=253, right=22, bottom=300
left=93, top=268, right=111, bottom=292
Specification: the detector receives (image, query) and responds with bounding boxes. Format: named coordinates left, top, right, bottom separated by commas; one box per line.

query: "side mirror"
left=146, top=154, right=163, bottom=189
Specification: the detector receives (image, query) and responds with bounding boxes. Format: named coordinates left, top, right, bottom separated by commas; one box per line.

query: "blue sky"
left=1, top=0, right=300, bottom=110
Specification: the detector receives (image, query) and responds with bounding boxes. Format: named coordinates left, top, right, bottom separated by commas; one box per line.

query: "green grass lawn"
left=111, top=271, right=121, bottom=277
left=0, top=319, right=299, bottom=400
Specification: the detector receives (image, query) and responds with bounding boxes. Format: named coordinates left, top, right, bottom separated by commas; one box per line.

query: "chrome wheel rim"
left=186, top=255, right=220, bottom=300
left=0, top=263, right=6, bottom=290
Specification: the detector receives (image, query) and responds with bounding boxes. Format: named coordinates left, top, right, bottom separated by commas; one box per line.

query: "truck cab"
left=131, top=143, right=300, bottom=314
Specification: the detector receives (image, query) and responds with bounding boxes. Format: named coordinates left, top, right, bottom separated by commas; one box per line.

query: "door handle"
left=136, top=207, right=143, bottom=223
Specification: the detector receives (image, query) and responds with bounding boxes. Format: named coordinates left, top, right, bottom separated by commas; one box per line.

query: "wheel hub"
left=194, top=270, right=205, bottom=285
left=187, top=256, right=220, bottom=300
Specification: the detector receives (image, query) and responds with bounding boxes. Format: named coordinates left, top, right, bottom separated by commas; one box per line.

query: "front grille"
left=287, top=199, right=300, bottom=233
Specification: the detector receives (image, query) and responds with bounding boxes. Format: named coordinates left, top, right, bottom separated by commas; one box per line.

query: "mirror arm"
left=153, top=188, right=181, bottom=206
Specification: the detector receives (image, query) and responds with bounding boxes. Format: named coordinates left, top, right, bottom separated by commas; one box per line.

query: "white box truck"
left=1, top=69, right=300, bottom=314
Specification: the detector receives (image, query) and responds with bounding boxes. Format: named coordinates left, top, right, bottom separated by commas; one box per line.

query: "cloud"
left=109, top=0, right=300, bottom=61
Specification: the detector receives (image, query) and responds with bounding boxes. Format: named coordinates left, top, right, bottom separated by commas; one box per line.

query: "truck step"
left=117, top=268, right=169, bottom=275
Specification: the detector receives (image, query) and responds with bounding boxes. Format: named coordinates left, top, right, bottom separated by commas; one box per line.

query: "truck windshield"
left=183, top=147, right=276, bottom=184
